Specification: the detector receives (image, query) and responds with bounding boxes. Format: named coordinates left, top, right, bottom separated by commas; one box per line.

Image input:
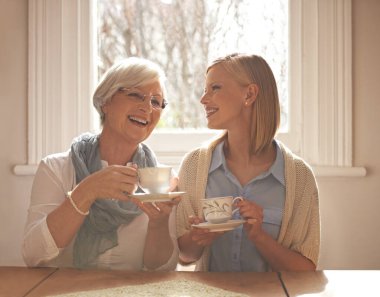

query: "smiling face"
left=201, top=64, right=250, bottom=131
left=101, top=81, right=163, bottom=145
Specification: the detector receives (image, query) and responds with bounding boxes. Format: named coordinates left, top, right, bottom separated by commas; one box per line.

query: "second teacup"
left=138, top=166, right=172, bottom=194
left=201, top=196, right=243, bottom=224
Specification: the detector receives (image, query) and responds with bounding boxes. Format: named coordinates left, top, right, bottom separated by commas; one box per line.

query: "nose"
left=138, top=97, right=153, bottom=113
left=200, top=92, right=208, bottom=104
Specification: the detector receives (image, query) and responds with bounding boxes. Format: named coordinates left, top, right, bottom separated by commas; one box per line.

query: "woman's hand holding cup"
left=238, top=199, right=265, bottom=241
left=188, top=216, right=226, bottom=247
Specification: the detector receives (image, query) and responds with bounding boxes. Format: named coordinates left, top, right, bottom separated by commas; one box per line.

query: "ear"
left=101, top=102, right=110, bottom=115
left=244, top=83, right=259, bottom=106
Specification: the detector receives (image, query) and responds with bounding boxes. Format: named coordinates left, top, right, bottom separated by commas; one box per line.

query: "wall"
left=0, top=0, right=379, bottom=268
left=317, top=0, right=380, bottom=268
left=0, top=0, right=32, bottom=265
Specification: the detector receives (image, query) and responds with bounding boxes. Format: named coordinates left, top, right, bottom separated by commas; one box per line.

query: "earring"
left=245, top=101, right=249, bottom=106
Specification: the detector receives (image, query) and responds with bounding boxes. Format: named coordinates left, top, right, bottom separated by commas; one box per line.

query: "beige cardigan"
left=176, top=136, right=320, bottom=271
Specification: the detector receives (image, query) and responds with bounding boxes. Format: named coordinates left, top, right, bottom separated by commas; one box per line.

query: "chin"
left=207, top=121, right=221, bottom=130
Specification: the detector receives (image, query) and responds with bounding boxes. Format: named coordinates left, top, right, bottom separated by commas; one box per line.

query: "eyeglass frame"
left=117, top=87, right=168, bottom=110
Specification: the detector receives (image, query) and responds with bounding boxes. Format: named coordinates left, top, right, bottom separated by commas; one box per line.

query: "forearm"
left=178, top=233, right=204, bottom=264
left=47, top=189, right=92, bottom=248
left=253, top=231, right=316, bottom=271
left=143, top=221, right=173, bottom=270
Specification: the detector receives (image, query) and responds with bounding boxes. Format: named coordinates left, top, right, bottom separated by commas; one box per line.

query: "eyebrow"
left=128, top=88, right=164, bottom=97
left=206, top=81, right=224, bottom=86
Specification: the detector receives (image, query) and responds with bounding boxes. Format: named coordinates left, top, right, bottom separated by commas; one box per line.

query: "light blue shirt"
left=207, top=140, right=285, bottom=272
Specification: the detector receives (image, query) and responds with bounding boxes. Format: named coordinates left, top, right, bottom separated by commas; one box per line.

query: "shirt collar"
left=209, top=141, right=225, bottom=173
left=209, top=140, right=285, bottom=186
left=271, top=140, right=285, bottom=186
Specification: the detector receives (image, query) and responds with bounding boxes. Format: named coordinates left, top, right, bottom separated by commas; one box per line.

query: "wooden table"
left=0, top=267, right=56, bottom=297
left=1, top=267, right=285, bottom=297
left=1, top=267, right=380, bottom=297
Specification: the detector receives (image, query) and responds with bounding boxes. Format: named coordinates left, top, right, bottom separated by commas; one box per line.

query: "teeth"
left=129, top=116, right=148, bottom=125
left=206, top=108, right=218, bottom=117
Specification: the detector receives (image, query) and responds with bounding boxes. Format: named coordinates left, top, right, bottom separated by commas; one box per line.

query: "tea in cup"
left=201, top=196, right=243, bottom=224
left=138, top=166, right=172, bottom=194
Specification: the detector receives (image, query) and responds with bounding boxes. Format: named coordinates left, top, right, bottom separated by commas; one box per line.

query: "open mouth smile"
left=205, top=107, right=218, bottom=118
left=128, top=116, right=149, bottom=126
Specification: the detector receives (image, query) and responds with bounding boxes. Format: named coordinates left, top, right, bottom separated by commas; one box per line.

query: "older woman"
left=23, top=57, right=179, bottom=270
left=177, top=53, right=320, bottom=272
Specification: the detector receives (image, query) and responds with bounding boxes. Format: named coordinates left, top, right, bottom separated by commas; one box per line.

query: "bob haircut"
left=93, top=57, right=167, bottom=125
left=207, top=53, right=280, bottom=155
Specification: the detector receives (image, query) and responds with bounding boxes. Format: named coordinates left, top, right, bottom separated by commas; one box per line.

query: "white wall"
left=0, top=0, right=32, bottom=265
left=0, top=0, right=379, bottom=268
left=317, top=0, right=380, bottom=268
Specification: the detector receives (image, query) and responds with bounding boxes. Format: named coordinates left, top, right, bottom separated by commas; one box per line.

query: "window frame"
left=14, top=0, right=366, bottom=177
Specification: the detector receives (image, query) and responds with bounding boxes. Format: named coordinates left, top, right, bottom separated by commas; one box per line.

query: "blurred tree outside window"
left=97, top=0, right=288, bottom=131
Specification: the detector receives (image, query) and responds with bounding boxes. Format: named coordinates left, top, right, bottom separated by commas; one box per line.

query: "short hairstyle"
left=93, top=57, right=167, bottom=125
left=207, top=53, right=280, bottom=155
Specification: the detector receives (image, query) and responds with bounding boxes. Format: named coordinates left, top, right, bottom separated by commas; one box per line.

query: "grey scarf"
left=70, top=133, right=157, bottom=268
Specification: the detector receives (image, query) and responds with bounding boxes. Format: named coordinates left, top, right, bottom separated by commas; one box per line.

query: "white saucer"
left=192, top=219, right=246, bottom=232
left=129, top=191, right=186, bottom=203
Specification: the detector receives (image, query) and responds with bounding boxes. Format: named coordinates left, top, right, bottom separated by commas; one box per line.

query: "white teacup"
left=138, top=166, right=172, bottom=194
left=201, top=196, right=243, bottom=224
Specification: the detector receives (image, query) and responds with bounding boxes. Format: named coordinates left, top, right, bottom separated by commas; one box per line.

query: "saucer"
left=128, top=191, right=186, bottom=203
left=192, top=219, right=246, bottom=232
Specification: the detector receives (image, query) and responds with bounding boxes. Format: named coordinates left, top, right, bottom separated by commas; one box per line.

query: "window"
left=97, top=0, right=289, bottom=169
left=14, top=0, right=366, bottom=177
left=97, top=0, right=289, bottom=131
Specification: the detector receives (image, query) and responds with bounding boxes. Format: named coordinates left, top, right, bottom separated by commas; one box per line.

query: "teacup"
left=201, top=196, right=243, bottom=224
left=138, top=166, right=172, bottom=194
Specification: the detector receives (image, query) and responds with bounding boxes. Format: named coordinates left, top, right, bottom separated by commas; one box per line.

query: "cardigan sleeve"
left=176, top=148, right=212, bottom=271
left=290, top=188, right=320, bottom=266
left=280, top=155, right=321, bottom=267
left=176, top=151, right=199, bottom=239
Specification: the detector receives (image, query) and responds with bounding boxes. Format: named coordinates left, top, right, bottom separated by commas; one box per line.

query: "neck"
left=99, top=130, right=138, bottom=165
left=224, top=132, right=275, bottom=166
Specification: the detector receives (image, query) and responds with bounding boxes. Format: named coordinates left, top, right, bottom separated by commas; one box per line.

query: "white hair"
left=93, top=57, right=167, bottom=124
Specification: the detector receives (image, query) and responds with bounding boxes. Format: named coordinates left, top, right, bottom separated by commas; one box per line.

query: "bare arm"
left=143, top=212, right=173, bottom=269
left=134, top=199, right=179, bottom=270
left=46, top=191, right=90, bottom=248
left=246, top=226, right=315, bottom=271
left=178, top=216, right=225, bottom=264
left=47, top=165, right=138, bottom=248
left=239, top=200, right=316, bottom=271
left=178, top=231, right=204, bottom=264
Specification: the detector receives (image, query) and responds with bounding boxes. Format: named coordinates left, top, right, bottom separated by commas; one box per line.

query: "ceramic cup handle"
left=231, top=196, right=243, bottom=215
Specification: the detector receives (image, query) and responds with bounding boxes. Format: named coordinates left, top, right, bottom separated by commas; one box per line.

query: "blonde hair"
left=207, top=53, right=280, bottom=155
left=93, top=57, right=167, bottom=125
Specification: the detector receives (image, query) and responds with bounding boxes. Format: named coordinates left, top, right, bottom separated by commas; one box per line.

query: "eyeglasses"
left=118, top=87, right=168, bottom=110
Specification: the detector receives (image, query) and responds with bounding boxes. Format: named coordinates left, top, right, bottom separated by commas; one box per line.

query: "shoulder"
left=178, top=148, right=203, bottom=179
left=179, top=142, right=215, bottom=170
left=41, top=150, right=71, bottom=170
left=39, top=150, right=74, bottom=185
left=181, top=147, right=202, bottom=165
left=276, top=140, right=316, bottom=183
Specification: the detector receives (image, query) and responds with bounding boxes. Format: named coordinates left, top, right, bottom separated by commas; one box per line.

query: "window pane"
left=97, top=0, right=288, bottom=131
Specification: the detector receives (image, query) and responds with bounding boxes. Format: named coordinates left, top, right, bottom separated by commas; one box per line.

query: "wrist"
left=187, top=233, right=204, bottom=260
left=66, top=189, right=92, bottom=216
left=250, top=229, right=267, bottom=243
left=147, top=218, right=170, bottom=230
